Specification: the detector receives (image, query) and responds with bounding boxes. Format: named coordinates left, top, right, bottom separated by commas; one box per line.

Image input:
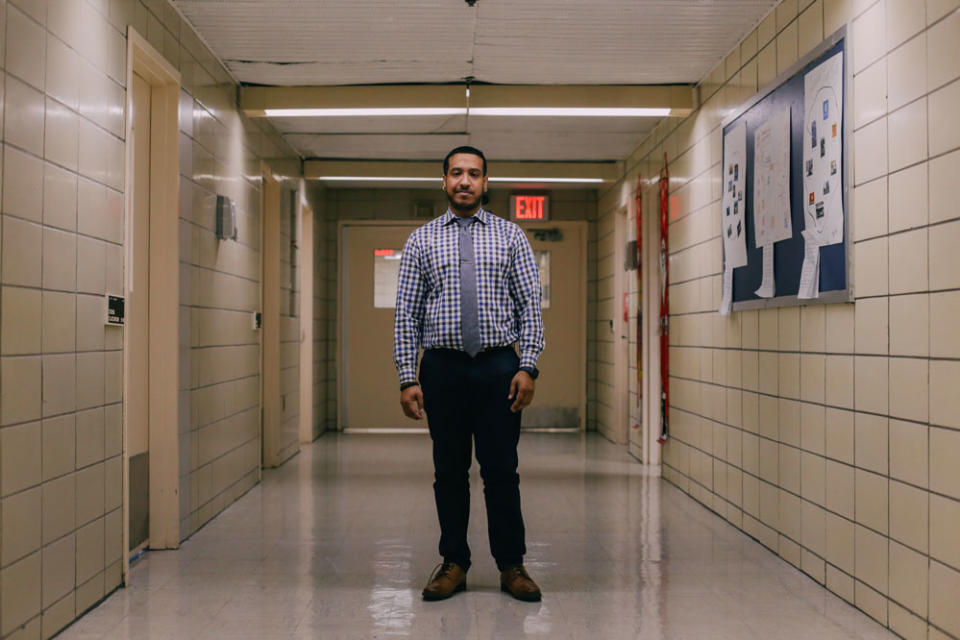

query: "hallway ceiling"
left=173, top=0, right=779, bottom=168
left=174, top=0, right=778, bottom=86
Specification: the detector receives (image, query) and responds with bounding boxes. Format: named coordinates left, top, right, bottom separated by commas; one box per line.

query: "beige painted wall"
left=0, top=0, right=309, bottom=636
left=597, top=0, right=960, bottom=638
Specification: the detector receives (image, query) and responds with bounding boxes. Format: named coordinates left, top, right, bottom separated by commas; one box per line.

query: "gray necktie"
left=457, top=217, right=482, bottom=357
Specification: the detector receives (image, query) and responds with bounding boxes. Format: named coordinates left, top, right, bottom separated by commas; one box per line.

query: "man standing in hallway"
left=393, top=146, right=545, bottom=602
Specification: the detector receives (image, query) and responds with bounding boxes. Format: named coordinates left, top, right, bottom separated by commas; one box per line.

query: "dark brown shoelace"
left=501, top=565, right=530, bottom=581
left=428, top=561, right=459, bottom=583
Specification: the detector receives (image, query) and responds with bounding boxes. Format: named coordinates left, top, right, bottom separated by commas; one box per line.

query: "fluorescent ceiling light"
left=317, top=176, right=604, bottom=184
left=266, top=107, right=670, bottom=118
left=489, top=177, right=604, bottom=183
left=317, top=176, right=438, bottom=182
left=470, top=107, right=670, bottom=117
left=265, top=108, right=466, bottom=117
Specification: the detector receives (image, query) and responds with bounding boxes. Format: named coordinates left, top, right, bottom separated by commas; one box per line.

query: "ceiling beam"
left=304, top=159, right=619, bottom=183
left=242, top=84, right=694, bottom=117
left=470, top=84, right=692, bottom=115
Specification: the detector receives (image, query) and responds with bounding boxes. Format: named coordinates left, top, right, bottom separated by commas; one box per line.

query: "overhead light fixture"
left=489, top=177, right=604, bottom=183
left=470, top=107, right=671, bottom=117
left=265, top=107, right=670, bottom=118
left=316, top=176, right=604, bottom=184
left=317, top=176, right=438, bottom=182
left=264, top=108, right=466, bottom=117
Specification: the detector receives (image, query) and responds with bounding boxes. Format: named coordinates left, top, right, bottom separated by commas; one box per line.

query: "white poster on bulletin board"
left=803, top=51, right=844, bottom=247
left=752, top=108, right=793, bottom=248
left=721, top=122, right=748, bottom=269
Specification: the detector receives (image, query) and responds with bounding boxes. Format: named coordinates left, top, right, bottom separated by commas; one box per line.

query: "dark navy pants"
left=419, top=347, right=526, bottom=571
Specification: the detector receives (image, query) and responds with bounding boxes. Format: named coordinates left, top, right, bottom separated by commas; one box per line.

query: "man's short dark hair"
left=443, top=146, right=487, bottom=175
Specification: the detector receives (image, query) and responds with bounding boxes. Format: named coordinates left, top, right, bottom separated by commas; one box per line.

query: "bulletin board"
left=721, top=27, right=851, bottom=311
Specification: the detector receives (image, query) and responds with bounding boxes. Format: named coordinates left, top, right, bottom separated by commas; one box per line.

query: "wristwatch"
left=519, top=366, right=539, bottom=380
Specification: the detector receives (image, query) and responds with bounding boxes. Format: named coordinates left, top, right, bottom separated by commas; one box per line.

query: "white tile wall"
left=0, top=0, right=306, bottom=636
left=597, top=1, right=960, bottom=638
left=887, top=33, right=926, bottom=110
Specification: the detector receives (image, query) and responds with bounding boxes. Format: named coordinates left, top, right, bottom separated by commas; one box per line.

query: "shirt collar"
left=442, top=208, right=489, bottom=226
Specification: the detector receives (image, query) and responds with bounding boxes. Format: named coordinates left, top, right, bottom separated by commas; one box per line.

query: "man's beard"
left=447, top=188, right=484, bottom=213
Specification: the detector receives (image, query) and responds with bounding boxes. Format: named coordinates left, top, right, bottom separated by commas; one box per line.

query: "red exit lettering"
left=510, top=194, right=549, bottom=222
left=374, top=248, right=394, bottom=256
left=514, top=196, right=545, bottom=220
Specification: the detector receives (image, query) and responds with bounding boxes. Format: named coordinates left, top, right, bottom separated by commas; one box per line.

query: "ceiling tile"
left=174, top=0, right=778, bottom=85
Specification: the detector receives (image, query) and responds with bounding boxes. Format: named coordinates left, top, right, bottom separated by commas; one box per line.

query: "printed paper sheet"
left=798, top=229, right=821, bottom=299
left=754, top=245, right=775, bottom=298
left=373, top=249, right=403, bottom=308
left=753, top=109, right=793, bottom=248
left=803, top=51, right=844, bottom=247
left=721, top=123, right=748, bottom=270
left=720, top=266, right=733, bottom=315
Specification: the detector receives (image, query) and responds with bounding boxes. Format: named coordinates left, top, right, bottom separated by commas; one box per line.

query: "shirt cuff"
left=398, top=366, right=417, bottom=386
left=519, top=352, right=539, bottom=370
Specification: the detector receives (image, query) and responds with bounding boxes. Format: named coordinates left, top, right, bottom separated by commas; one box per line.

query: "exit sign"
left=510, top=195, right=550, bottom=222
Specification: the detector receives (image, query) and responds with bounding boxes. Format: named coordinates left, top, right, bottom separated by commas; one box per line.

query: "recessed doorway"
left=123, top=29, right=181, bottom=576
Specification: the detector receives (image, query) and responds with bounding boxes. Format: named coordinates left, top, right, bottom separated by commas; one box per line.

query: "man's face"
left=442, top=153, right=487, bottom=213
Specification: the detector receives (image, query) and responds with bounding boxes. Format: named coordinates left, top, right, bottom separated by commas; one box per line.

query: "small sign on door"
left=373, top=249, right=403, bottom=308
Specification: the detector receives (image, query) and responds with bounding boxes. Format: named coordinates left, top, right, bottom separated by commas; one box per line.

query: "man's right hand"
left=400, top=384, right=424, bottom=420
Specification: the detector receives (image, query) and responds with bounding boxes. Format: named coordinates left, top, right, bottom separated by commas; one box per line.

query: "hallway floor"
left=58, top=433, right=895, bottom=639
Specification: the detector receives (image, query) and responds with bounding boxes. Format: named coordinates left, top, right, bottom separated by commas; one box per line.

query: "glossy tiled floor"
left=59, top=433, right=895, bottom=639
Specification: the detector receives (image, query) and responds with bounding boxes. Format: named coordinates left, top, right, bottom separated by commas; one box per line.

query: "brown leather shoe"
left=500, top=565, right=542, bottom=602
left=422, top=561, right=467, bottom=600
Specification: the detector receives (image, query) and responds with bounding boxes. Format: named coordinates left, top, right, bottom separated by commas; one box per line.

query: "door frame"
left=298, top=186, right=315, bottom=444
left=613, top=207, right=630, bottom=444
left=122, top=28, right=181, bottom=581
left=260, top=167, right=303, bottom=465
left=260, top=167, right=280, bottom=464
left=641, top=179, right=663, bottom=466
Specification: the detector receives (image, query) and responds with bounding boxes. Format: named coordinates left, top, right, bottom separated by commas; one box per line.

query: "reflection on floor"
left=58, top=433, right=895, bottom=639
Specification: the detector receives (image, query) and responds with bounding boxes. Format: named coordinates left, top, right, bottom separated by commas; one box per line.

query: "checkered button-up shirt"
left=393, top=208, right=545, bottom=385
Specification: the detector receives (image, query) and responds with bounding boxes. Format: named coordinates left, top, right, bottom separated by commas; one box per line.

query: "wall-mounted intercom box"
left=624, top=240, right=638, bottom=270
left=216, top=195, right=238, bottom=241
left=106, top=295, right=125, bottom=325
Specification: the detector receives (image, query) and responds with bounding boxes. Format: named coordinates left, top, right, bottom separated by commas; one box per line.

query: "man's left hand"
left=508, top=371, right=535, bottom=413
